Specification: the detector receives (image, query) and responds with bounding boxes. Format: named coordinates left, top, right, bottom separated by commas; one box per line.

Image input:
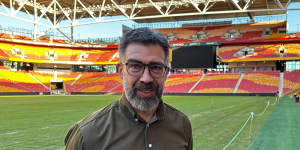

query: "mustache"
left=134, top=82, right=157, bottom=91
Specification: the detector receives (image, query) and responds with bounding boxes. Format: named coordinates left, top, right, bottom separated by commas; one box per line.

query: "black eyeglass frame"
left=121, top=60, right=168, bottom=78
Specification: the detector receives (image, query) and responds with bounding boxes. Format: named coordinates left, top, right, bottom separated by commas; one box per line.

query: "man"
left=64, top=27, right=193, bottom=150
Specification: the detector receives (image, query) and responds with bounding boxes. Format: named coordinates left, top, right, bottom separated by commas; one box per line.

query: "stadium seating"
left=12, top=35, right=33, bottom=41
left=0, top=33, right=13, bottom=39
left=70, top=73, right=122, bottom=93
left=0, top=70, right=294, bottom=94
left=217, top=43, right=300, bottom=62
left=283, top=70, right=300, bottom=94
left=164, top=73, right=201, bottom=93
left=156, top=21, right=287, bottom=44
left=0, top=80, right=28, bottom=92
left=68, top=72, right=105, bottom=92
left=0, top=48, right=9, bottom=58
left=0, top=40, right=119, bottom=63
left=110, top=84, right=123, bottom=93
left=0, top=69, right=49, bottom=92
left=97, top=74, right=122, bottom=92
left=237, top=71, right=280, bottom=93
left=191, top=73, right=240, bottom=93
left=0, top=22, right=299, bottom=95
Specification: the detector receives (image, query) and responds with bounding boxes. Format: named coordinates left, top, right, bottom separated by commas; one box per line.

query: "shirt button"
left=148, top=144, right=152, bottom=148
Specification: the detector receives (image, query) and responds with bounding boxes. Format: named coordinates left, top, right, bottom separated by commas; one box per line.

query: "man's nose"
left=139, top=66, right=154, bottom=83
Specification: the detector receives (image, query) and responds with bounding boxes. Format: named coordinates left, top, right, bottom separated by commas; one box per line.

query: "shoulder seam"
left=164, top=103, right=189, bottom=118
left=79, top=101, right=120, bottom=128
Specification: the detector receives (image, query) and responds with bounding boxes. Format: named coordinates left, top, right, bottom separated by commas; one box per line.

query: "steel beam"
left=149, top=0, right=165, bottom=16
left=189, top=0, right=202, bottom=13
left=78, top=0, right=98, bottom=21
left=165, top=0, right=174, bottom=15
left=130, top=0, right=139, bottom=18
left=55, top=7, right=288, bottom=29
left=0, top=0, right=293, bottom=31
left=14, top=0, right=26, bottom=16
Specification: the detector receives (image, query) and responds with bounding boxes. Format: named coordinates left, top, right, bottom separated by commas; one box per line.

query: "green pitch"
left=248, top=96, right=300, bottom=150
left=0, top=95, right=277, bottom=150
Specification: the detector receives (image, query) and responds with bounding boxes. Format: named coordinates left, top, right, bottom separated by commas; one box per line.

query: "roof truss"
left=0, top=0, right=298, bottom=40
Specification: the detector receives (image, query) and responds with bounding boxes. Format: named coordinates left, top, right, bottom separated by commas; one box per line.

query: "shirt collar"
left=119, top=93, right=165, bottom=122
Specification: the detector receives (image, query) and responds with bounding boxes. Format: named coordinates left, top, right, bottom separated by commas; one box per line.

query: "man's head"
left=119, top=27, right=169, bottom=112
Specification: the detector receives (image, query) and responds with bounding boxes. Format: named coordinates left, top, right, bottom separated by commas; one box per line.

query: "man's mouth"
left=136, top=89, right=155, bottom=98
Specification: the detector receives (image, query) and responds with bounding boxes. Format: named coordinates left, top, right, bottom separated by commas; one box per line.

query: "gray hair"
left=119, top=27, right=169, bottom=63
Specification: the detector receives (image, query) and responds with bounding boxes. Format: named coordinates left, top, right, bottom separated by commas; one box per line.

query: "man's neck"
left=135, top=105, right=158, bottom=123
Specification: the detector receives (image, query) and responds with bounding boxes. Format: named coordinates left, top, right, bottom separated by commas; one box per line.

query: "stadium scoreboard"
left=171, top=45, right=217, bottom=69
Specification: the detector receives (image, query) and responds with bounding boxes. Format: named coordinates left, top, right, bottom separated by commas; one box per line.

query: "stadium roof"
left=0, top=0, right=299, bottom=28
left=0, top=0, right=299, bottom=41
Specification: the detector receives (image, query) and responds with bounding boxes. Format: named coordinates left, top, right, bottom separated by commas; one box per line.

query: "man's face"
left=119, top=43, right=169, bottom=111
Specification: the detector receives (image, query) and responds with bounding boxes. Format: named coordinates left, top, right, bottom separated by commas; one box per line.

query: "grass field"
left=0, top=95, right=277, bottom=150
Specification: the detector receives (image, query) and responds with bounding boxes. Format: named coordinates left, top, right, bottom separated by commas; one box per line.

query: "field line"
left=39, top=123, right=71, bottom=130
left=0, top=130, right=20, bottom=136
left=188, top=100, right=260, bottom=120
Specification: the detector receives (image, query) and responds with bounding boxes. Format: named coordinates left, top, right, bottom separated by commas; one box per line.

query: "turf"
left=248, top=96, right=300, bottom=150
left=0, top=95, right=277, bottom=150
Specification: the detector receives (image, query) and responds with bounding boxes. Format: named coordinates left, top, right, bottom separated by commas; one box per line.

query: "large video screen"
left=171, top=45, right=217, bottom=68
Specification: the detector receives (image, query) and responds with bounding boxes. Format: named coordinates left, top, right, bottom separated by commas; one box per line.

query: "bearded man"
left=64, top=27, right=193, bottom=150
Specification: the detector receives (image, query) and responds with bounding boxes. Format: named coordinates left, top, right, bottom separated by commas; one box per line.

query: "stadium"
left=1, top=0, right=300, bottom=150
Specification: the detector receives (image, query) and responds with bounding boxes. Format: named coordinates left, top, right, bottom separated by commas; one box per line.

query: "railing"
left=0, top=25, right=32, bottom=37
left=133, top=14, right=287, bottom=29
left=75, top=37, right=121, bottom=43
left=0, top=25, right=68, bottom=40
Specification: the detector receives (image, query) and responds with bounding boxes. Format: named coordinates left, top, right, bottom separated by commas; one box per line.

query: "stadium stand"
left=283, top=70, right=300, bottom=94
left=0, top=40, right=119, bottom=63
left=12, top=35, right=33, bottom=41
left=0, top=20, right=299, bottom=95
left=0, top=69, right=49, bottom=92
left=109, top=84, right=123, bottom=93
left=164, top=73, right=201, bottom=93
left=97, top=74, right=122, bottom=92
left=0, top=33, right=13, bottom=39
left=68, top=72, right=105, bottom=92
left=0, top=69, right=291, bottom=94
left=73, top=73, right=122, bottom=93
left=0, top=48, right=9, bottom=58
left=191, top=73, right=240, bottom=93
left=237, top=71, right=280, bottom=93
left=218, top=43, right=300, bottom=62
left=157, top=21, right=286, bottom=44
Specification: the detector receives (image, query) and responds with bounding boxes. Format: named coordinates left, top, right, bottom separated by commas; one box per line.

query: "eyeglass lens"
left=126, top=62, right=166, bottom=78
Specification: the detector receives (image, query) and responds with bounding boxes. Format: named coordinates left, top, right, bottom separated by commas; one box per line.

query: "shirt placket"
left=144, top=116, right=157, bottom=150
left=144, top=123, right=151, bottom=150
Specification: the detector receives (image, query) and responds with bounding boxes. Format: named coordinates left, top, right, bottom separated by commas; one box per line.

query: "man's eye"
left=129, top=63, right=143, bottom=70
left=150, top=65, right=163, bottom=72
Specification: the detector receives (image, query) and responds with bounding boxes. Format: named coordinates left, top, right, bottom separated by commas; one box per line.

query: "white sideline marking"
left=39, top=123, right=70, bottom=130
left=188, top=100, right=256, bottom=120
left=62, top=109, right=73, bottom=112
left=189, top=105, right=235, bottom=119
left=40, top=126, right=50, bottom=130
left=0, top=131, right=19, bottom=135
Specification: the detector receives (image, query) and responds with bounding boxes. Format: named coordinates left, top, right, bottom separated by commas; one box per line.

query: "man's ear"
left=118, top=64, right=123, bottom=80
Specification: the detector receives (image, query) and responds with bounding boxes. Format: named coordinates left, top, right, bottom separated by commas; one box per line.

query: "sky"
left=0, top=2, right=299, bottom=40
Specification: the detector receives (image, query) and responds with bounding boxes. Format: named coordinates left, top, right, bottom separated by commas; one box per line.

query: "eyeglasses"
left=122, top=61, right=168, bottom=78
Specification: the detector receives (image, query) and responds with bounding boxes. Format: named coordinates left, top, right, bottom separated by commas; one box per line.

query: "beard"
left=123, top=79, right=164, bottom=112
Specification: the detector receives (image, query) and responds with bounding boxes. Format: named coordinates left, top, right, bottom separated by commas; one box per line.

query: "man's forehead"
left=126, top=59, right=164, bottom=65
left=124, top=43, right=165, bottom=63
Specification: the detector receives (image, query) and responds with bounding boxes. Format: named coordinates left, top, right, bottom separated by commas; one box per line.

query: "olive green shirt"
left=64, top=95, right=193, bottom=150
